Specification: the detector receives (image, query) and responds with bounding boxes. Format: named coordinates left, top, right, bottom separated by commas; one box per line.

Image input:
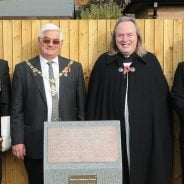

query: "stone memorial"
left=44, top=120, right=122, bottom=184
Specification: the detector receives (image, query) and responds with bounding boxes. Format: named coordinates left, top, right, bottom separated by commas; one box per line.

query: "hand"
left=12, top=144, right=26, bottom=160
left=1, top=136, right=11, bottom=152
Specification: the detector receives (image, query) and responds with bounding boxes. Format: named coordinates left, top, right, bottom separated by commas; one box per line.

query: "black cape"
left=86, top=52, right=172, bottom=184
left=171, top=62, right=184, bottom=141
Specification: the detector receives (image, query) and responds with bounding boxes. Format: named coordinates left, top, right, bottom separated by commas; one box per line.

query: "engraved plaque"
left=47, top=126, right=118, bottom=163
left=69, top=175, right=97, bottom=184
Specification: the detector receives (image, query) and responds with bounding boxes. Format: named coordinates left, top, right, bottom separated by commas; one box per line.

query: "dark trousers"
left=24, top=157, right=43, bottom=184
left=0, top=153, right=2, bottom=183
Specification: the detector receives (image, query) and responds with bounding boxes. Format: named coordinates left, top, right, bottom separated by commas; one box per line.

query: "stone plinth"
left=44, top=120, right=122, bottom=184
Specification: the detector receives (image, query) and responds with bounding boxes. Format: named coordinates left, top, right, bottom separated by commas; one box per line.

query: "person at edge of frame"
left=0, top=59, right=11, bottom=183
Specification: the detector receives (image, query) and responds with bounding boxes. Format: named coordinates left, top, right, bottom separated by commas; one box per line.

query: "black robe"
left=86, top=52, right=172, bottom=184
left=171, top=62, right=184, bottom=184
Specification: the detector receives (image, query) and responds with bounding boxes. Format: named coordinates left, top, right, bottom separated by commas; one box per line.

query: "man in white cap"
left=11, top=23, right=86, bottom=184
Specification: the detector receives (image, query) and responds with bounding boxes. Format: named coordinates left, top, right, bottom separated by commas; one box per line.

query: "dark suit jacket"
left=11, top=55, right=85, bottom=159
left=0, top=60, right=11, bottom=182
left=0, top=60, right=11, bottom=117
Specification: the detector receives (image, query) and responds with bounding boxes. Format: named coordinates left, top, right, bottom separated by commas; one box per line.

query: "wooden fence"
left=0, top=19, right=183, bottom=184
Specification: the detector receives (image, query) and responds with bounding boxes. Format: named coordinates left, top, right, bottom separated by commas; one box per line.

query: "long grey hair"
left=108, top=16, right=147, bottom=57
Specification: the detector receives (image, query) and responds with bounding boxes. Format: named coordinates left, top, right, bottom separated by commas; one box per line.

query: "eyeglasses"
left=41, top=38, right=61, bottom=45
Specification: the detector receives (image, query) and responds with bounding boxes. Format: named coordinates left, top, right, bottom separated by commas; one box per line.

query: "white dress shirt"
left=39, top=55, right=59, bottom=121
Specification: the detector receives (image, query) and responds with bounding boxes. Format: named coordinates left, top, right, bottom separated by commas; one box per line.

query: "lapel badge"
left=118, top=67, right=123, bottom=72
left=33, top=68, right=37, bottom=76
left=63, top=66, right=71, bottom=77
left=130, top=67, right=135, bottom=72
left=118, top=66, right=135, bottom=74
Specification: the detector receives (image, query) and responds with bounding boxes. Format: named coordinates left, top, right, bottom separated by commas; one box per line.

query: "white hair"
left=38, top=23, right=63, bottom=41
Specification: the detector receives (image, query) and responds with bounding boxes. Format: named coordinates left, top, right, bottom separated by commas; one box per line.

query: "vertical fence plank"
left=3, top=152, right=16, bottom=184
left=50, top=20, right=60, bottom=27
left=106, top=20, right=111, bottom=50
left=97, top=20, right=107, bottom=56
left=79, top=20, right=89, bottom=86
left=69, top=20, right=79, bottom=61
left=173, top=19, right=183, bottom=76
left=88, top=20, right=98, bottom=73
left=0, top=21, right=3, bottom=59
left=60, top=20, right=69, bottom=58
left=12, top=20, right=22, bottom=70
left=22, top=20, right=32, bottom=60
left=163, top=19, right=174, bottom=86
left=137, top=19, right=145, bottom=43
left=155, top=19, right=164, bottom=68
left=3, top=20, right=13, bottom=74
left=40, top=20, right=50, bottom=27
left=145, top=19, right=155, bottom=53
left=106, top=19, right=116, bottom=50
left=110, top=19, right=116, bottom=33
left=31, top=20, right=40, bottom=57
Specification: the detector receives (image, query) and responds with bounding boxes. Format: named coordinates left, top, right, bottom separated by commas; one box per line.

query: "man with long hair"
left=86, top=16, right=172, bottom=184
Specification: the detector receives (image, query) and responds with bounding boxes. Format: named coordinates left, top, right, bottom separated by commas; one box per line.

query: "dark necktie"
left=47, top=61, right=59, bottom=121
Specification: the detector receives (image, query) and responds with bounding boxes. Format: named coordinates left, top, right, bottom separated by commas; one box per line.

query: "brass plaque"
left=69, top=175, right=97, bottom=184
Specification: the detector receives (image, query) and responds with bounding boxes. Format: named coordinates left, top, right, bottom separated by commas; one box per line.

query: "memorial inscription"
left=47, top=126, right=118, bottom=163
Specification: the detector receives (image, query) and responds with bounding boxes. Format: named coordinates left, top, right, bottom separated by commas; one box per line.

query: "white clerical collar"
left=123, top=62, right=132, bottom=67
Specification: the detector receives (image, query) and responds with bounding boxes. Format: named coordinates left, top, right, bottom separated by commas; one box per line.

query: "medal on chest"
left=118, top=62, right=135, bottom=75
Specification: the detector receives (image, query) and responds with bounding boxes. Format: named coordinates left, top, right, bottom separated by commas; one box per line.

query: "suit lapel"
left=58, top=56, right=68, bottom=118
left=58, top=56, right=67, bottom=95
left=28, top=56, right=47, bottom=104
